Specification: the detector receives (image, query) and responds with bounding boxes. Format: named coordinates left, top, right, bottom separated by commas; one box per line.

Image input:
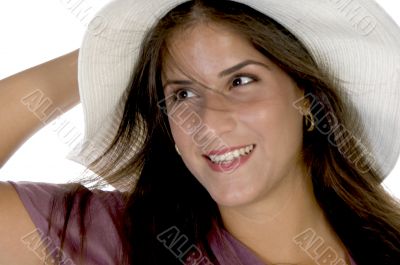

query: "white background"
left=0, top=0, right=399, bottom=199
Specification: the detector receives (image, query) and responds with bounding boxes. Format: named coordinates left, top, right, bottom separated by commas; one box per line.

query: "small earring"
left=175, top=144, right=182, bottom=155
left=305, top=111, right=315, bottom=132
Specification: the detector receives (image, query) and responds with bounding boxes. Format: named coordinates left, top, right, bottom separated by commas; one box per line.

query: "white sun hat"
left=66, top=0, right=400, bottom=186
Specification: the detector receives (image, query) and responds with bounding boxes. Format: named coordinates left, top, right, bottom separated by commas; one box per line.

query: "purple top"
left=8, top=181, right=357, bottom=265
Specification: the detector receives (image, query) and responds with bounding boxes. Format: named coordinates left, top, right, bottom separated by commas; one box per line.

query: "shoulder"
left=0, top=181, right=126, bottom=264
left=0, top=181, right=53, bottom=264
left=6, top=180, right=126, bottom=228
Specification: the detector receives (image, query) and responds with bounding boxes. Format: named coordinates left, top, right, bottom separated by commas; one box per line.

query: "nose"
left=186, top=106, right=237, bottom=152
left=198, top=105, right=237, bottom=136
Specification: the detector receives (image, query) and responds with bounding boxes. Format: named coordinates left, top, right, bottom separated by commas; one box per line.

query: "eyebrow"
left=163, top=59, right=270, bottom=89
left=218, top=59, right=270, bottom=77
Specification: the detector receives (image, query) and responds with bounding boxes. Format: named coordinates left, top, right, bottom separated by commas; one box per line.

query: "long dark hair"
left=48, top=1, right=400, bottom=264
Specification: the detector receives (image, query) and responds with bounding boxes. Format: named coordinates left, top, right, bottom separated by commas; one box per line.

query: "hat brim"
left=67, top=0, right=400, bottom=185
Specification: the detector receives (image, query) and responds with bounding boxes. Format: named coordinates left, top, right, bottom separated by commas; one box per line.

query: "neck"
left=218, top=168, right=350, bottom=265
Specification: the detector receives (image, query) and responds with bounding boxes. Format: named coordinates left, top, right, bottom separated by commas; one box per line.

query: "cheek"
left=168, top=116, right=206, bottom=180
left=168, top=115, right=197, bottom=155
left=168, top=116, right=185, bottom=144
left=239, top=99, right=303, bottom=151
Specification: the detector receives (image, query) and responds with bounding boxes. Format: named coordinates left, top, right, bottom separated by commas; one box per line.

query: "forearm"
left=0, top=49, right=80, bottom=167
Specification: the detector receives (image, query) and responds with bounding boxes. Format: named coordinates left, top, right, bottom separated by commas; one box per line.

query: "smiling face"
left=162, top=22, right=306, bottom=208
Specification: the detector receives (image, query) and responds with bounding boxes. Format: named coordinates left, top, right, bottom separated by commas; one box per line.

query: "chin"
left=209, top=186, right=259, bottom=208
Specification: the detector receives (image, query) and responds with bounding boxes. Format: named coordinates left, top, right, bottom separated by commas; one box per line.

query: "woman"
left=1, top=0, right=400, bottom=264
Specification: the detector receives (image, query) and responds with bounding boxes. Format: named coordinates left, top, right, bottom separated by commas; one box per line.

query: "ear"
left=292, top=83, right=310, bottom=115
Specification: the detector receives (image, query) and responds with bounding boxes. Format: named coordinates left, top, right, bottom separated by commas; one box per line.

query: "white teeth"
left=208, top=144, right=255, bottom=164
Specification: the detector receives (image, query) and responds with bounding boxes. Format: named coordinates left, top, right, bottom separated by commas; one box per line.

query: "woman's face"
left=162, top=23, right=306, bottom=208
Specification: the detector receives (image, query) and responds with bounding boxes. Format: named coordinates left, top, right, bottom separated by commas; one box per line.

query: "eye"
left=174, top=89, right=197, bottom=101
left=231, top=75, right=256, bottom=87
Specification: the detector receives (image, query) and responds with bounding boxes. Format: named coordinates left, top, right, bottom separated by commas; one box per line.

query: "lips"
left=203, top=144, right=256, bottom=173
left=204, top=144, right=256, bottom=164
